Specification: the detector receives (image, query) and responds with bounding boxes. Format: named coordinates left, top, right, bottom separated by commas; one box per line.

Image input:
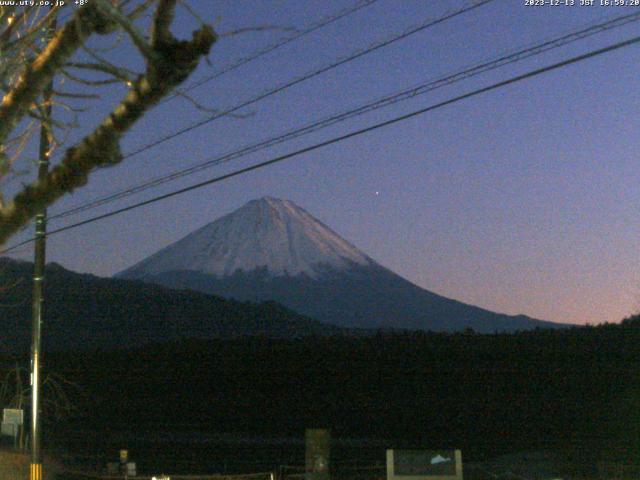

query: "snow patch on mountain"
left=120, top=197, right=374, bottom=279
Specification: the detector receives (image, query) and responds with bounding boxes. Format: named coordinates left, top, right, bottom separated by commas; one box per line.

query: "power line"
left=160, top=0, right=382, bottom=105
left=42, top=0, right=381, bottom=167
left=37, top=0, right=494, bottom=224
left=48, top=0, right=382, bottom=152
left=47, top=0, right=496, bottom=220
left=119, top=0, right=496, bottom=161
left=48, top=10, right=640, bottom=221
left=4, top=33, right=639, bottom=254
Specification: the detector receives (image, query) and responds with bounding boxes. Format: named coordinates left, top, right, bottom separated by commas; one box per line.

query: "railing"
left=58, top=471, right=276, bottom=480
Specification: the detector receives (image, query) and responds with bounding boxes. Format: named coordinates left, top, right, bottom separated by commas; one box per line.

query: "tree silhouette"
left=0, top=0, right=216, bottom=245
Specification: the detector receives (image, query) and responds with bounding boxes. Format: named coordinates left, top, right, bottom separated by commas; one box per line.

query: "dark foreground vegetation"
left=2, top=318, right=639, bottom=477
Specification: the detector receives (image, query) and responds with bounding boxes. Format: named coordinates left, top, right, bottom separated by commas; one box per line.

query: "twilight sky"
left=5, top=0, right=640, bottom=326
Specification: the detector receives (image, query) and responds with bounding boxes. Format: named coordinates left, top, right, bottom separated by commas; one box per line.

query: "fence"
left=58, top=471, right=275, bottom=480
left=9, top=436, right=640, bottom=480
left=280, top=464, right=385, bottom=480
left=10, top=458, right=640, bottom=480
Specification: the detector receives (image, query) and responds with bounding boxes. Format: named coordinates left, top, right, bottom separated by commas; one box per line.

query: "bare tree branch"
left=1, top=5, right=60, bottom=48
left=151, top=0, right=177, bottom=49
left=218, top=25, right=297, bottom=38
left=0, top=5, right=216, bottom=244
left=94, top=0, right=157, bottom=61
left=66, top=61, right=136, bottom=84
left=127, top=0, right=157, bottom=20
left=60, top=67, right=123, bottom=86
left=170, top=88, right=252, bottom=118
left=0, top=4, right=115, bottom=147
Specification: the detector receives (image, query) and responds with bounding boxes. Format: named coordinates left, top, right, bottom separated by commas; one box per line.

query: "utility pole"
left=30, top=9, right=56, bottom=480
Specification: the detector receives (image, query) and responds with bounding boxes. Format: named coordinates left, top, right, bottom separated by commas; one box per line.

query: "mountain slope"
left=143, top=265, right=559, bottom=332
left=0, top=258, right=341, bottom=353
left=118, top=197, right=567, bottom=333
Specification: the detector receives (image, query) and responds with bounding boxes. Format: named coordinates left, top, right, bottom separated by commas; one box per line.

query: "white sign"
left=2, top=409, right=23, bottom=425
left=386, top=449, right=463, bottom=480
left=1, top=422, right=17, bottom=438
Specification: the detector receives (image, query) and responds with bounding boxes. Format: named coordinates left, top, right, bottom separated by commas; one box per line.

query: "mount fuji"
left=117, top=197, right=565, bottom=333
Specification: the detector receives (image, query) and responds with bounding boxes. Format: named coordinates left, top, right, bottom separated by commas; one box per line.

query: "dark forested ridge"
left=2, top=319, right=636, bottom=471
left=0, top=258, right=341, bottom=352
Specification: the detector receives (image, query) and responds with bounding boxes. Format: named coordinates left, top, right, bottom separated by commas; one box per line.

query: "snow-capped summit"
left=120, top=197, right=373, bottom=279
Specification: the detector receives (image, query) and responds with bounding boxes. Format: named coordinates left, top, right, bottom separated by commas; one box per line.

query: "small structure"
left=107, top=449, right=136, bottom=478
left=1, top=409, right=23, bottom=448
left=386, top=450, right=463, bottom=480
left=305, top=429, right=330, bottom=480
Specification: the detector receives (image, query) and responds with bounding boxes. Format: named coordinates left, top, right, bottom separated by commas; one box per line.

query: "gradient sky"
left=5, top=0, right=640, bottom=326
